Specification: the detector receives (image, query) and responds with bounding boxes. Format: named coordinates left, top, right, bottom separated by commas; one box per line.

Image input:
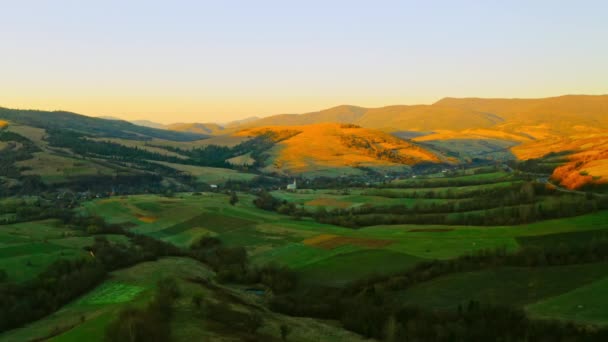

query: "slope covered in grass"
left=237, top=123, right=441, bottom=174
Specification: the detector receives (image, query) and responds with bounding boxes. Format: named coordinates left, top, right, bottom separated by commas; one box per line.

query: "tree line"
left=254, top=183, right=608, bottom=227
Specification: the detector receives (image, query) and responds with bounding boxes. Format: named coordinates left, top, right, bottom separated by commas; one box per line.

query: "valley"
left=1, top=156, right=608, bottom=340
left=1, top=97, right=608, bottom=341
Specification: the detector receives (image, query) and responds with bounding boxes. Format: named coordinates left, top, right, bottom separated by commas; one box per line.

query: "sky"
left=1, top=0, right=607, bottom=124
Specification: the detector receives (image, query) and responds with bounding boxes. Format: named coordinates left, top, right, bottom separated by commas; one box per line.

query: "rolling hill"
left=0, top=107, right=207, bottom=141
left=165, top=122, right=225, bottom=135
left=3, top=95, right=608, bottom=188
left=240, top=95, right=608, bottom=134
left=235, top=123, right=442, bottom=175
left=231, top=95, right=608, bottom=187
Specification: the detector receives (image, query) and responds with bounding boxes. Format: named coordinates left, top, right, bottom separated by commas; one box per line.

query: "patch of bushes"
left=189, top=237, right=297, bottom=293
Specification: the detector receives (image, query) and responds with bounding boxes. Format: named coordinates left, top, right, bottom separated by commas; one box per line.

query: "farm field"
left=3, top=172, right=608, bottom=339
left=0, top=219, right=128, bottom=282
left=80, top=192, right=608, bottom=280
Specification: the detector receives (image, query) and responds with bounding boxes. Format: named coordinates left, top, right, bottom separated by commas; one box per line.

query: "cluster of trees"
left=319, top=193, right=607, bottom=227
left=0, top=198, right=51, bottom=224
left=0, top=258, right=106, bottom=332
left=340, top=134, right=419, bottom=164
left=253, top=190, right=284, bottom=211
left=189, top=236, right=296, bottom=294
left=105, top=278, right=180, bottom=342
left=252, top=190, right=307, bottom=219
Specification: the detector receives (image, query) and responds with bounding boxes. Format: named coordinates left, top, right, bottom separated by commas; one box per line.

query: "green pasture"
left=298, top=249, right=423, bottom=287
left=527, top=275, right=608, bottom=325
left=149, top=160, right=258, bottom=184
left=395, top=262, right=608, bottom=310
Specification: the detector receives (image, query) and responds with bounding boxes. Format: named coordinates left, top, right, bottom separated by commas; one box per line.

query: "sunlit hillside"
left=550, top=137, right=608, bottom=190
left=165, top=122, right=225, bottom=135
left=241, top=95, right=608, bottom=134
left=236, top=123, right=441, bottom=175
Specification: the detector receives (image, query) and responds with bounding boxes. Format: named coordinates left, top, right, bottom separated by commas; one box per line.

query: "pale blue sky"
left=1, top=0, right=607, bottom=122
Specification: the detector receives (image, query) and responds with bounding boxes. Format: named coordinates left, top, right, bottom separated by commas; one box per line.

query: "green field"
left=527, top=276, right=608, bottom=325
left=3, top=175, right=608, bottom=339
left=79, top=192, right=608, bottom=279
left=150, top=160, right=259, bottom=184
left=394, top=263, right=608, bottom=311
left=0, top=219, right=129, bottom=282
left=0, top=257, right=366, bottom=342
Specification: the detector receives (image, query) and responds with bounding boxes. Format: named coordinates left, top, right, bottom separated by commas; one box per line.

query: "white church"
left=286, top=180, right=297, bottom=191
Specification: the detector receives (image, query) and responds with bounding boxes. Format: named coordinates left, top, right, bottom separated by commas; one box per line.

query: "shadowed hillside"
left=0, top=107, right=207, bottom=141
